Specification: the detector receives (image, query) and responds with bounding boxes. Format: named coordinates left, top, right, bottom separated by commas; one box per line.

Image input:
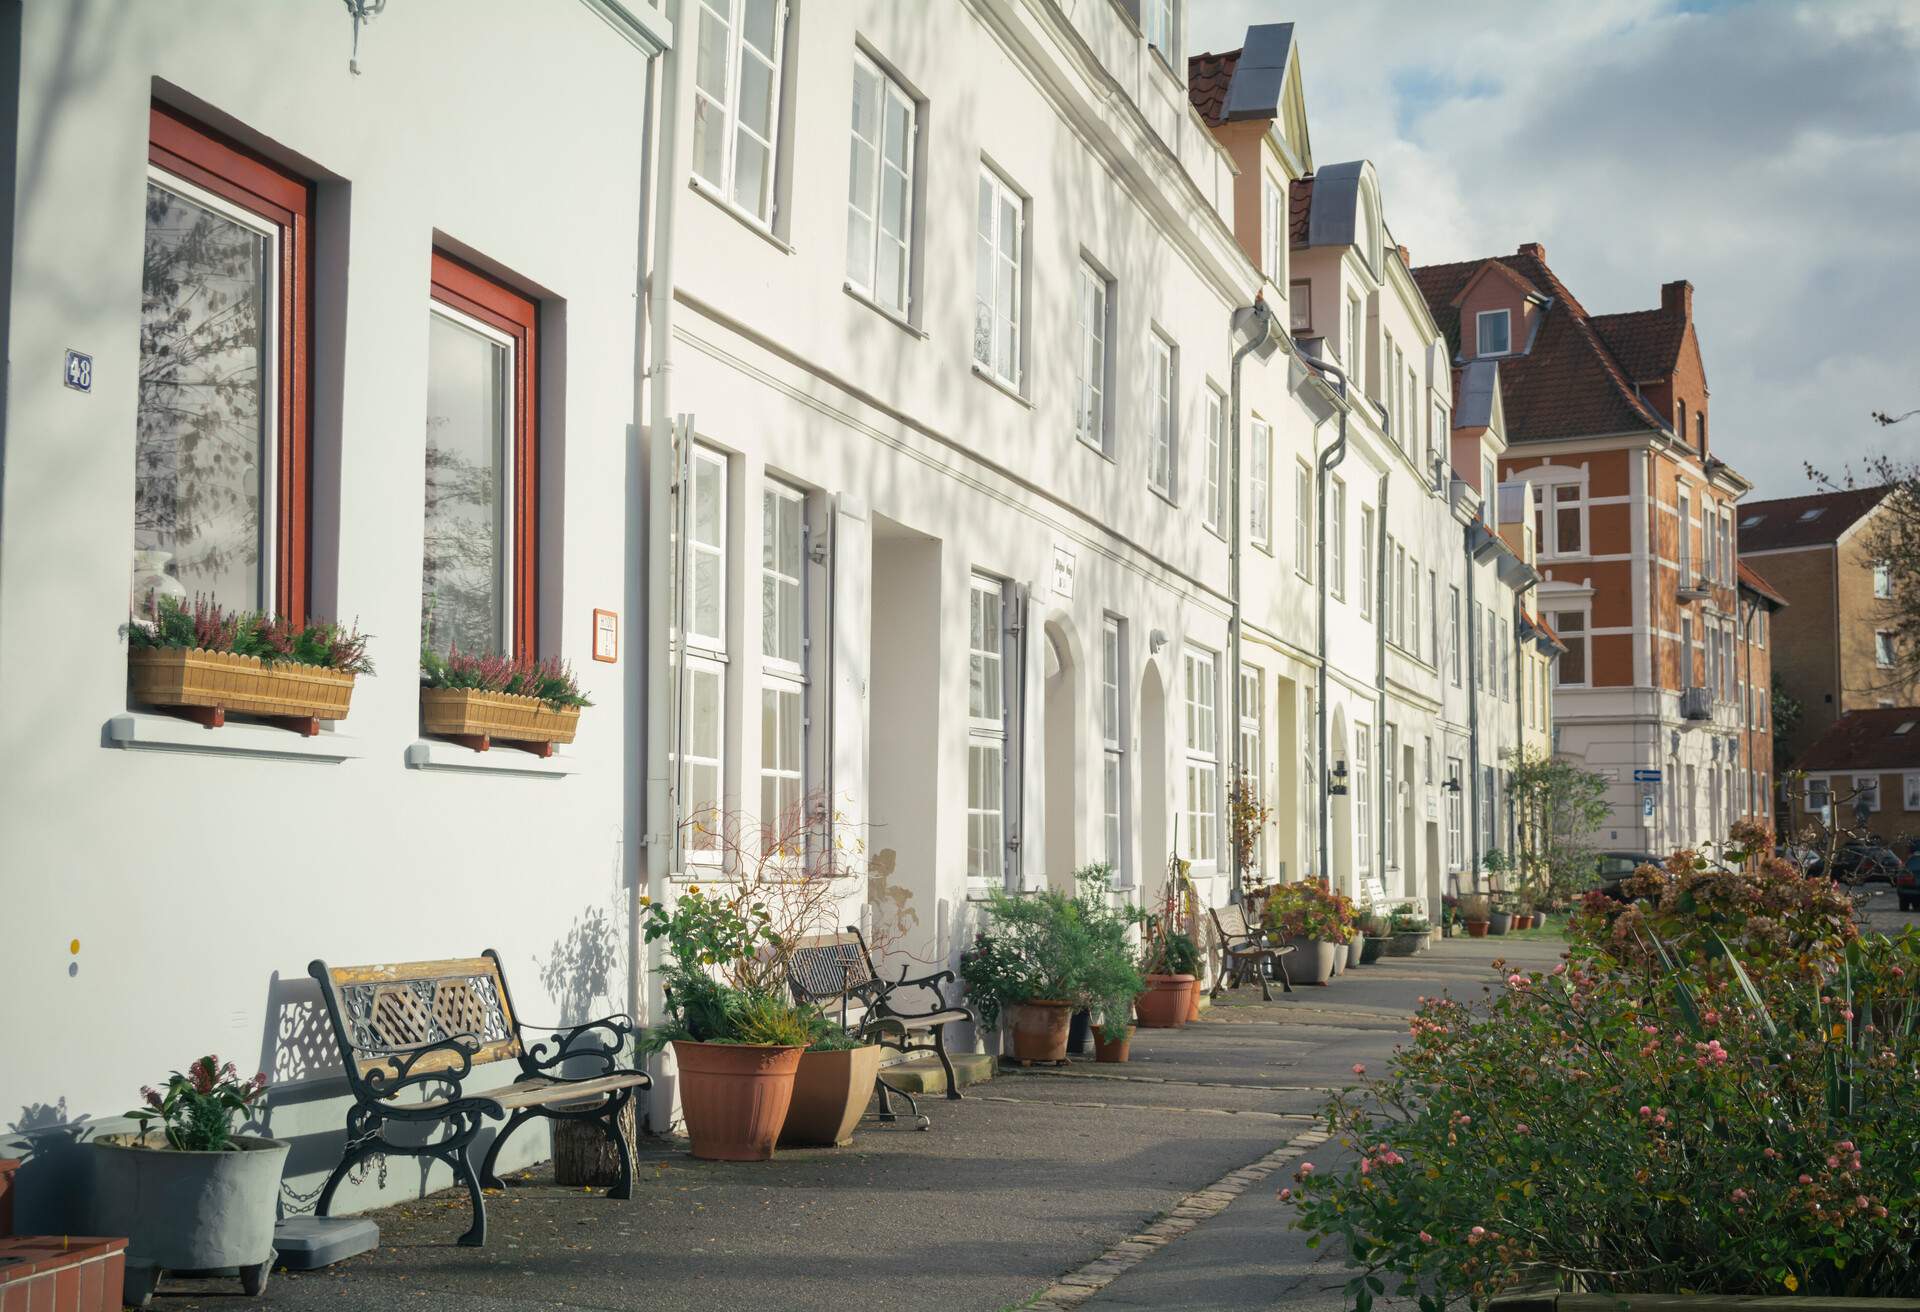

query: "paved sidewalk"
left=156, top=933, right=1564, bottom=1311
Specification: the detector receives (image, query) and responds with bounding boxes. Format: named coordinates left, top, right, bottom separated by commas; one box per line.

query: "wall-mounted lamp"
left=1442, top=777, right=1462, bottom=795
left=1149, top=629, right=1168, bottom=654
left=344, top=0, right=387, bottom=75
left=1327, top=760, right=1350, bottom=796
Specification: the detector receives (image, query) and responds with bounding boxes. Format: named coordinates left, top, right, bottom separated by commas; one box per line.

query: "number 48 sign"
left=64, top=349, right=93, bottom=393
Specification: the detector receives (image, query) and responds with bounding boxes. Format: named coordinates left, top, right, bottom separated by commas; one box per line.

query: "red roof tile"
left=1187, top=49, right=1240, bottom=128
left=1793, top=707, right=1920, bottom=772
left=1737, top=486, right=1891, bottom=553
left=1736, top=560, right=1789, bottom=607
left=1590, top=308, right=1687, bottom=383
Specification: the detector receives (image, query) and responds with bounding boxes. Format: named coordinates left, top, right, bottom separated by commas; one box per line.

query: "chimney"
left=1396, top=243, right=1411, bottom=267
left=1662, top=279, right=1693, bottom=322
left=1517, top=242, right=1545, bottom=261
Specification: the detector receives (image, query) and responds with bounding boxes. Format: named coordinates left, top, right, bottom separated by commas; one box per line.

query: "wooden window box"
left=129, top=649, right=356, bottom=735
left=420, top=688, right=580, bottom=757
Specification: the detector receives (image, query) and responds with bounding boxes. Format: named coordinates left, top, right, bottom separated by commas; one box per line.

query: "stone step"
left=877, top=1051, right=996, bottom=1095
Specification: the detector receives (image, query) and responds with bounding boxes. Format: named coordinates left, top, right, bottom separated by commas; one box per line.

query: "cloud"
left=1188, top=1, right=1920, bottom=496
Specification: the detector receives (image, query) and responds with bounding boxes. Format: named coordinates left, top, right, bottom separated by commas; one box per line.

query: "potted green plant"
left=1358, top=911, right=1390, bottom=963
left=1263, top=880, right=1353, bottom=985
left=128, top=595, right=372, bottom=732
left=1458, top=892, right=1492, bottom=937
left=1483, top=849, right=1515, bottom=934
left=91, top=1056, right=286, bottom=1305
left=1073, top=865, right=1145, bottom=1062
left=1135, top=873, right=1202, bottom=1028
left=959, top=887, right=1103, bottom=1063
left=420, top=645, right=591, bottom=754
left=779, top=1017, right=884, bottom=1149
left=640, top=886, right=813, bottom=1161
left=1384, top=903, right=1429, bottom=955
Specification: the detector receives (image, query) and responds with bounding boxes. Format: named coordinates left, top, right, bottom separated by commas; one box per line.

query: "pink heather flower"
left=1703, top=1010, right=1721, bottom=1025
left=141, top=1086, right=162, bottom=1109
left=1838, top=1141, right=1855, bottom=1152
left=1278, top=1188, right=1292, bottom=1201
left=1299, top=1162, right=1315, bottom=1176
left=1828, top=1156, right=1840, bottom=1168
left=1639, top=1106, right=1652, bottom=1118
left=1470, top=1226, right=1486, bottom=1237
left=1642, top=1025, right=1659, bottom=1035
left=1360, top=1158, right=1372, bottom=1176
left=1507, top=973, right=1526, bottom=988
left=1352, top=1063, right=1367, bottom=1076
left=1894, top=966, right=1907, bottom=978
left=1764, top=1147, right=1778, bottom=1159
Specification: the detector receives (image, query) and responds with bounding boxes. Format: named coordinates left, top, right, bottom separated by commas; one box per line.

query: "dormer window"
left=1476, top=309, right=1511, bottom=357
left=1798, top=507, right=1826, bottom=523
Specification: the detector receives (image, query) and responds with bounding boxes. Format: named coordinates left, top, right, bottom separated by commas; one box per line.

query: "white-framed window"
left=1447, top=586, right=1462, bottom=686
left=1203, top=386, right=1225, bottom=535
left=1408, top=557, right=1422, bottom=660
left=1677, top=490, right=1693, bottom=580
left=1483, top=459, right=1498, bottom=525
left=1289, top=280, right=1312, bottom=333
left=1551, top=608, right=1588, bottom=686
left=1857, top=775, right=1883, bottom=812
left=1382, top=723, right=1399, bottom=870
left=761, top=480, right=807, bottom=849
left=968, top=576, right=1015, bottom=893
left=682, top=657, right=726, bottom=855
left=1500, top=617, right=1511, bottom=701
left=1249, top=419, right=1272, bottom=549
left=692, top=0, right=787, bottom=225
left=1262, top=176, right=1284, bottom=284
left=687, top=447, right=729, bottom=653
left=1102, top=617, right=1129, bottom=883
left=1718, top=510, right=1733, bottom=585
left=1481, top=764, right=1497, bottom=849
left=1681, top=615, right=1694, bottom=687
left=1353, top=724, right=1373, bottom=876
left=1183, top=648, right=1220, bottom=865
left=974, top=165, right=1025, bottom=389
left=1445, top=757, right=1465, bottom=871
left=1238, top=665, right=1265, bottom=875
left=1076, top=260, right=1113, bottom=453
left=1549, top=483, right=1585, bottom=556
left=1476, top=308, right=1511, bottom=357
left=1294, top=459, right=1314, bottom=581
left=1807, top=775, right=1831, bottom=816
left=1393, top=543, right=1408, bottom=649
left=1345, top=292, right=1362, bottom=372
left=1391, top=342, right=1406, bottom=448
left=1428, top=569, right=1439, bottom=666
left=1143, top=0, right=1176, bottom=60
left=1381, top=537, right=1397, bottom=640
left=1875, top=562, right=1893, bottom=599
left=1359, top=506, right=1375, bottom=619
left=1329, top=477, right=1347, bottom=600
left=1877, top=631, right=1896, bottom=667
left=1148, top=331, right=1176, bottom=497
left=681, top=447, right=731, bottom=857
left=846, top=50, right=916, bottom=316
left=1904, top=772, right=1920, bottom=811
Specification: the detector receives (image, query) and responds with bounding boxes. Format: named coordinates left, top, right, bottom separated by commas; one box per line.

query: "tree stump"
left=552, top=1101, right=638, bottom=1187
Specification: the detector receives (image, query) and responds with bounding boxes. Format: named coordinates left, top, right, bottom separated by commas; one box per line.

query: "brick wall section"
left=1752, top=545, right=1840, bottom=760
left=1783, top=769, right=1920, bottom=849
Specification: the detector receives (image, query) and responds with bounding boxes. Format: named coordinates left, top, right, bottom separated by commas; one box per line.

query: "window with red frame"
left=421, top=252, right=538, bottom=658
left=138, top=105, right=313, bottom=621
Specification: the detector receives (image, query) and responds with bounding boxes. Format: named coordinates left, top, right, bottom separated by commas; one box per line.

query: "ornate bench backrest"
left=1213, top=903, right=1251, bottom=942
left=309, top=954, right=522, bottom=1090
left=786, top=931, right=877, bottom=1005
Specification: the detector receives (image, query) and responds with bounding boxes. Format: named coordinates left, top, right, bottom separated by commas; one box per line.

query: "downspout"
left=1227, top=298, right=1274, bottom=903
left=1465, top=526, right=1482, bottom=891
left=1511, top=596, right=1523, bottom=855
left=1374, top=472, right=1390, bottom=890
left=1739, top=590, right=1755, bottom=828
left=625, top=51, right=659, bottom=1035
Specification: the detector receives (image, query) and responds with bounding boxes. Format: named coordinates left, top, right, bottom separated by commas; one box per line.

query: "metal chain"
left=277, top=1127, right=388, bottom=1215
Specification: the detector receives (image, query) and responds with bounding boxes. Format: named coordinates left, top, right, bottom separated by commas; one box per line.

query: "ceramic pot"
left=1489, top=911, right=1514, bottom=935
left=1386, top=931, right=1425, bottom=957
left=1347, top=935, right=1366, bottom=967
left=1007, top=1000, right=1073, bottom=1062
left=1465, top=920, right=1490, bottom=938
left=779, top=1044, right=884, bottom=1148
left=1285, top=938, right=1339, bottom=985
left=673, top=1040, right=803, bottom=1161
left=1135, top=975, right=1193, bottom=1028
left=1092, top=1026, right=1134, bottom=1063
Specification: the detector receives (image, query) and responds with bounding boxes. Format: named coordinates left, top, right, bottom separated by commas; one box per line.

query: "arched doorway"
left=1139, top=659, right=1168, bottom=902
left=1042, top=617, right=1081, bottom=894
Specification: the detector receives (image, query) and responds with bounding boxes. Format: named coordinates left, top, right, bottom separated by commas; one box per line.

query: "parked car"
left=1776, top=845, right=1821, bottom=874
left=1593, top=852, right=1664, bottom=903
left=1808, top=842, right=1903, bottom=885
left=1895, top=853, right=1920, bottom=913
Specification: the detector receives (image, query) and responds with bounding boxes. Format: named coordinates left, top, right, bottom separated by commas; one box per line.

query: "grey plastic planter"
left=1284, top=938, right=1340, bottom=984
left=1346, top=934, right=1366, bottom=968
left=91, top=1133, right=289, bottom=1305
left=1489, top=911, right=1514, bottom=935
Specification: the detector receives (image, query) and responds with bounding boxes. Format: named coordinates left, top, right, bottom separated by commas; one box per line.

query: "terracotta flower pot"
left=1135, top=975, right=1193, bottom=1028
left=1092, top=1027, right=1134, bottom=1063
left=778, top=1044, right=883, bottom=1148
left=1286, top=938, right=1339, bottom=985
left=672, top=1040, right=803, bottom=1161
left=1186, top=976, right=1204, bottom=1020
left=1465, top=919, right=1490, bottom=938
left=1007, top=1000, right=1073, bottom=1062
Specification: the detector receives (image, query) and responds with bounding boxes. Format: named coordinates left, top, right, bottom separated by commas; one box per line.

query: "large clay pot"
left=779, top=1044, right=884, bottom=1148
left=1007, top=1000, right=1074, bottom=1062
left=1286, top=938, right=1339, bottom=985
left=1347, top=935, right=1366, bottom=967
left=1464, top=919, right=1490, bottom=938
left=672, top=1040, right=803, bottom=1161
left=91, top=1133, right=290, bottom=1305
left=1135, top=975, right=1193, bottom=1028
left=1186, top=976, right=1204, bottom=1020
left=1092, top=1026, right=1134, bottom=1063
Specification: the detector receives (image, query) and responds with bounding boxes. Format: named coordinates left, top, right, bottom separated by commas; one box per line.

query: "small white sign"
left=64, top=349, right=93, bottom=393
left=1051, top=544, right=1076, bottom=600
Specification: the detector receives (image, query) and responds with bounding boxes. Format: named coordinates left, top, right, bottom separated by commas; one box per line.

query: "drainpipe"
left=1738, top=588, right=1756, bottom=831
left=1511, top=595, right=1524, bottom=855
left=1227, top=298, right=1273, bottom=904
left=625, top=50, right=659, bottom=1036
left=1374, top=472, right=1390, bottom=892
left=1465, top=526, right=1482, bottom=892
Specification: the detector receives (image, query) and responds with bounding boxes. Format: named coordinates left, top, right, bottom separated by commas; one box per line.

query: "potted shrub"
left=1458, top=892, right=1492, bottom=937
left=420, top=645, right=590, bottom=755
left=127, top=595, right=371, bottom=732
left=1092, top=1017, right=1134, bottom=1062
left=91, top=1056, right=286, bottom=1305
left=1263, top=880, right=1352, bottom=985
left=1384, top=903, right=1429, bottom=955
left=1073, top=865, right=1145, bottom=1059
left=640, top=887, right=813, bottom=1161
left=1134, top=877, right=1201, bottom=1033
left=960, top=886, right=1102, bottom=1063
left=779, top=1019, right=884, bottom=1149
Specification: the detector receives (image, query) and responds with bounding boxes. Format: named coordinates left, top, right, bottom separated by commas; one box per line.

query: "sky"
left=1187, top=0, right=1920, bottom=500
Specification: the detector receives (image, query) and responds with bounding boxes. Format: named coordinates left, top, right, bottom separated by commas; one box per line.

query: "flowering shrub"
left=638, top=885, right=812, bottom=1048
left=1264, top=878, right=1356, bottom=943
left=131, top=595, right=374, bottom=674
left=420, top=645, right=591, bottom=709
left=127, top=1056, right=268, bottom=1152
left=1286, top=839, right=1920, bottom=1305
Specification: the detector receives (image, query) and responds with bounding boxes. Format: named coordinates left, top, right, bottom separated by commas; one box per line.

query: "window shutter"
left=1002, top=582, right=1029, bottom=890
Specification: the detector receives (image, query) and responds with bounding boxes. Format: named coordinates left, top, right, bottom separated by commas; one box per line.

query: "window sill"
left=843, top=282, right=925, bottom=338
left=1150, top=485, right=1178, bottom=509
left=1076, top=433, right=1116, bottom=463
left=688, top=177, right=792, bottom=255
left=970, top=362, right=1032, bottom=409
left=107, top=712, right=366, bottom=763
left=405, top=739, right=578, bottom=776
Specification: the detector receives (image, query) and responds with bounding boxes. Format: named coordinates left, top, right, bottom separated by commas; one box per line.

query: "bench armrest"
left=516, top=1014, right=636, bottom=1077
left=359, top=1032, right=482, bottom=1100
left=875, top=969, right=966, bottom=1022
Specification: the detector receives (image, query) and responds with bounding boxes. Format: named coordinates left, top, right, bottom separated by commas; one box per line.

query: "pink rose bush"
left=1284, top=830, right=1920, bottom=1307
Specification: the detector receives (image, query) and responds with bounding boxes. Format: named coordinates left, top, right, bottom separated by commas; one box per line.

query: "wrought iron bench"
left=1208, top=903, right=1292, bottom=1000
left=308, top=951, right=648, bottom=1247
left=786, top=927, right=974, bottom=1125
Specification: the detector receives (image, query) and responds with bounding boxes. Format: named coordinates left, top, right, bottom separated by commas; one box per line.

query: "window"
left=761, top=482, right=807, bottom=846
left=692, top=0, right=787, bottom=224
left=1076, top=262, right=1112, bottom=452
left=1183, top=649, right=1219, bottom=865
left=1718, top=511, right=1732, bottom=584
left=1875, top=562, right=1893, bottom=599
left=1552, top=609, right=1587, bottom=686
left=1148, top=333, right=1176, bottom=496
left=140, top=106, right=313, bottom=623
left=846, top=52, right=915, bottom=316
left=1300, top=688, right=1318, bottom=869
left=1102, top=618, right=1129, bottom=881
left=1476, top=308, right=1511, bottom=356
left=1877, top=631, right=1897, bottom=668
left=1249, top=419, right=1272, bottom=549
left=1143, top=0, right=1176, bottom=58
left=1345, top=293, right=1362, bottom=371
left=1394, top=544, right=1409, bottom=649
left=1807, top=776, right=1830, bottom=815
left=1381, top=537, right=1396, bottom=639
left=1203, top=387, right=1225, bottom=534
left=1799, top=507, right=1827, bottom=523
left=1359, top=507, right=1374, bottom=618
left=1382, top=723, right=1398, bottom=869
left=1681, top=616, right=1693, bottom=685
left=1553, top=484, right=1584, bottom=555
left=1677, top=398, right=1688, bottom=445
left=1353, top=725, right=1373, bottom=876
left=1445, top=758, right=1465, bottom=871
left=1408, top=555, right=1421, bottom=657
left=1289, top=280, right=1312, bottom=332
left=1238, top=666, right=1265, bottom=874
left=1447, top=587, right=1462, bottom=686
left=423, top=252, right=539, bottom=657
left=1904, top=773, right=1920, bottom=812
left=1500, top=619, right=1510, bottom=700
left=1329, top=477, right=1347, bottom=599
left=974, top=166, right=1024, bottom=388
left=968, top=577, right=1010, bottom=889
left=1481, top=764, right=1496, bottom=849
left=1428, top=569, right=1439, bottom=665
left=1857, top=775, right=1882, bottom=812
left=1294, top=459, right=1314, bottom=580
left=1261, top=177, right=1283, bottom=283
left=1677, top=491, right=1693, bottom=579
left=681, top=659, right=726, bottom=853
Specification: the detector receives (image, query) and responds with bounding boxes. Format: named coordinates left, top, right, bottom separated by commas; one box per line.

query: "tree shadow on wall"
left=540, top=905, right=623, bottom=1027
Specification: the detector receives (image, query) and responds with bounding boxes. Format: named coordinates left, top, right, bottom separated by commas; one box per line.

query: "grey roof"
left=1455, top=359, right=1500, bottom=429
left=1304, top=160, right=1367, bottom=249
left=1222, top=22, right=1295, bottom=123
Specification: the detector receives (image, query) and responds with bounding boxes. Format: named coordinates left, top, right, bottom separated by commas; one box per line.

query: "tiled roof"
left=1412, top=245, right=1672, bottom=444
left=1736, top=560, right=1788, bottom=607
left=1590, top=308, right=1687, bottom=383
left=1186, top=48, right=1240, bottom=127
left=1737, top=486, right=1891, bottom=553
left=1289, top=175, right=1313, bottom=246
left=1794, top=707, right=1920, bottom=772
